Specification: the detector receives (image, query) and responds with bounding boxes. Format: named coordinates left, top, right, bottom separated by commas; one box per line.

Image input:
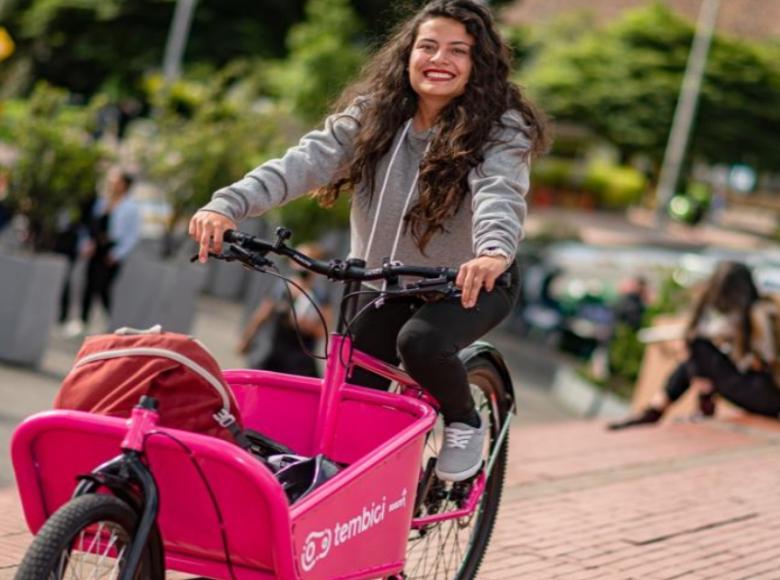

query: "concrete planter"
left=0, top=252, right=68, bottom=367
left=108, top=253, right=207, bottom=334
left=552, top=366, right=630, bottom=419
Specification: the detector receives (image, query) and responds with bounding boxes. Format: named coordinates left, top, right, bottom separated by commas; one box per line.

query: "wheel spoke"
left=403, top=366, right=507, bottom=579
left=91, top=529, right=120, bottom=579
left=56, top=550, right=69, bottom=580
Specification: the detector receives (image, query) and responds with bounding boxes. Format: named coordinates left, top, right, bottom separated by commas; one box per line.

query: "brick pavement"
left=2, top=416, right=779, bottom=579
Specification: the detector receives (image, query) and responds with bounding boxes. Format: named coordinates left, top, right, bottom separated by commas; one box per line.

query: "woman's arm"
left=469, top=112, right=531, bottom=262
left=458, top=113, right=530, bottom=308
left=203, top=107, right=361, bottom=223
left=237, top=299, right=275, bottom=355
left=750, top=302, right=776, bottom=368
left=190, top=104, right=362, bottom=260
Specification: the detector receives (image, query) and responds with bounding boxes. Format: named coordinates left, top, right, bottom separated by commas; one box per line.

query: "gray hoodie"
left=202, top=105, right=530, bottom=270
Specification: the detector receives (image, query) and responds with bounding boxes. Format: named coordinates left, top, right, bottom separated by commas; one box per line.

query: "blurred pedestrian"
left=64, top=168, right=141, bottom=336
left=0, top=168, right=11, bottom=232
left=613, top=275, right=649, bottom=331
left=609, top=261, right=780, bottom=429
left=237, top=243, right=331, bottom=377
left=54, top=195, right=97, bottom=325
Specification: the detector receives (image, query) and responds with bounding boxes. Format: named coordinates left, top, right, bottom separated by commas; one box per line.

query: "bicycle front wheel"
left=403, top=356, right=510, bottom=580
left=14, top=494, right=164, bottom=580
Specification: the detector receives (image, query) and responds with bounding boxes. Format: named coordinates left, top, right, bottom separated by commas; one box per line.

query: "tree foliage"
left=139, top=73, right=290, bottom=242
left=521, top=4, right=780, bottom=172
left=1, top=0, right=307, bottom=96
left=1, top=82, right=109, bottom=251
left=266, top=0, right=364, bottom=122
left=2, top=0, right=479, bottom=99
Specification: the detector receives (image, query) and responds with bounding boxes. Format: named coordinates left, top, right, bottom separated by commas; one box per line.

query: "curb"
left=551, top=365, right=630, bottom=419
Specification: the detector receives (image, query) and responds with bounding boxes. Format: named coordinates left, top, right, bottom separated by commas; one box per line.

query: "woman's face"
left=408, top=17, right=474, bottom=107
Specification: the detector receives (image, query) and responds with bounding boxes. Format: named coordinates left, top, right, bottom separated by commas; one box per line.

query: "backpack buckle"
left=213, top=409, right=237, bottom=428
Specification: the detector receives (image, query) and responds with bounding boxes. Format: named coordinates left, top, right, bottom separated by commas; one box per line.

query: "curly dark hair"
left=315, top=0, right=549, bottom=253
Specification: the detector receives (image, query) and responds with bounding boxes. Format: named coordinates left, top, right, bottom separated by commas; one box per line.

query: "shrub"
left=582, top=161, right=646, bottom=209
left=2, top=83, right=109, bottom=251
left=530, top=157, right=579, bottom=190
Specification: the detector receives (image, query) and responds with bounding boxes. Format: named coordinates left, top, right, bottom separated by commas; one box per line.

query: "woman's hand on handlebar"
left=456, top=255, right=509, bottom=309
left=188, top=210, right=237, bottom=263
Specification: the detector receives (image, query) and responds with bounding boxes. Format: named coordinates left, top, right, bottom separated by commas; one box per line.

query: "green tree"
left=267, top=0, right=364, bottom=122
left=140, top=74, right=290, bottom=254
left=521, top=4, right=780, bottom=173
left=2, top=82, right=109, bottom=251
left=0, top=0, right=307, bottom=97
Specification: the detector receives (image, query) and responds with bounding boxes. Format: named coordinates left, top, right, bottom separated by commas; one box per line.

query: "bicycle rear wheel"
left=402, top=356, right=510, bottom=580
left=14, top=493, right=164, bottom=580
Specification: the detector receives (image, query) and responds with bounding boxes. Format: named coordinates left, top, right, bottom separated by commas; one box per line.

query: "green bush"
left=530, top=157, right=579, bottom=189
left=3, top=83, right=109, bottom=251
left=582, top=161, right=646, bottom=209
left=266, top=0, right=363, bottom=122
left=603, top=271, right=687, bottom=398
left=141, top=104, right=289, bottom=248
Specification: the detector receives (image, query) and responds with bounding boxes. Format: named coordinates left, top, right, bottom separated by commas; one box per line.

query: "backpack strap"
left=213, top=408, right=253, bottom=450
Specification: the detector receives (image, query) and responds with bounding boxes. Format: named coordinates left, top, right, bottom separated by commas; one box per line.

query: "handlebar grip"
left=223, top=229, right=241, bottom=243
left=224, top=229, right=275, bottom=253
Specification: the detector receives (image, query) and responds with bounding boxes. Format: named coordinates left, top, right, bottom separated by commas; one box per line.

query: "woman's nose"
left=430, top=49, right=449, bottom=65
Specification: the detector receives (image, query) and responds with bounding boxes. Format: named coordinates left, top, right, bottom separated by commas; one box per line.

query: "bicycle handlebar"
left=222, top=228, right=511, bottom=289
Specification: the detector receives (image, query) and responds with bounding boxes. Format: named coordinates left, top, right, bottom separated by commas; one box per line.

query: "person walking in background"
left=64, top=168, right=141, bottom=336
left=54, top=194, right=97, bottom=326
left=238, top=243, right=332, bottom=377
left=190, top=0, right=548, bottom=481
left=613, top=275, right=649, bottom=331
left=609, top=261, right=780, bottom=429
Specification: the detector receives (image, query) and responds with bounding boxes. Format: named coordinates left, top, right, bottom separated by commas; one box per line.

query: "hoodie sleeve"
left=469, top=111, right=531, bottom=260
left=201, top=104, right=362, bottom=222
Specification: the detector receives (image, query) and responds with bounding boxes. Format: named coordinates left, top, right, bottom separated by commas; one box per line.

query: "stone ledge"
left=552, top=365, right=630, bottom=419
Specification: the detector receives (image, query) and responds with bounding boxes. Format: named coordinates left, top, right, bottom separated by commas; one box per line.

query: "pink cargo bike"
left=12, top=227, right=517, bottom=580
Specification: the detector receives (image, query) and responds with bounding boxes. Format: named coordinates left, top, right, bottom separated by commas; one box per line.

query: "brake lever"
left=189, top=251, right=229, bottom=263
left=189, top=245, right=274, bottom=269
left=392, top=279, right=460, bottom=301
left=228, top=244, right=275, bottom=268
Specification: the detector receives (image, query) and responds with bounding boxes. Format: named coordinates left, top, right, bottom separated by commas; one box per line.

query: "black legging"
left=350, top=261, right=521, bottom=423
left=665, top=338, right=780, bottom=418
left=81, top=256, right=122, bottom=324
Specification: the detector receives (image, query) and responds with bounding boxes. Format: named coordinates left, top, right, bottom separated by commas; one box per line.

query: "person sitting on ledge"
left=609, top=261, right=780, bottom=430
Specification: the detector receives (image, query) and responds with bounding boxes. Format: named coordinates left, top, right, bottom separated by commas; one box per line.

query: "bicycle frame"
left=12, top=237, right=516, bottom=579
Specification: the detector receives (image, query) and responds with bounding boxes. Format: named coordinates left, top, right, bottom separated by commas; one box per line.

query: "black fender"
left=459, top=340, right=517, bottom=414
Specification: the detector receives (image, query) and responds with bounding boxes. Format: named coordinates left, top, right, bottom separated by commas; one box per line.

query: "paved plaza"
left=2, top=415, right=779, bottom=578
left=2, top=208, right=779, bottom=578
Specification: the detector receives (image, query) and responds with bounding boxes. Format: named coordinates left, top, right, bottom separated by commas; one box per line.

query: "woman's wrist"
left=478, top=247, right=512, bottom=268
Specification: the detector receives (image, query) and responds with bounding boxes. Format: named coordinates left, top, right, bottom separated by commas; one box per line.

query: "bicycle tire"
left=402, top=355, right=510, bottom=580
left=14, top=493, right=164, bottom=580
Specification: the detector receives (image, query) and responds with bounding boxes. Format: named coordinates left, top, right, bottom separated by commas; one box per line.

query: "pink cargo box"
left=12, top=369, right=437, bottom=580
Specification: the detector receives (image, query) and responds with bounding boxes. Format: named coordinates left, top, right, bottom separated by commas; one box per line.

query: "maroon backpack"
left=54, top=326, right=244, bottom=444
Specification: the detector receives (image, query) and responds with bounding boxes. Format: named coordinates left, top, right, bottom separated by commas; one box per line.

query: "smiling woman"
left=189, top=0, right=549, bottom=483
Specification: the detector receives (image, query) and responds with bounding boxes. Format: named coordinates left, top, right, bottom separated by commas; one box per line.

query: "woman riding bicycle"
left=190, top=0, right=548, bottom=482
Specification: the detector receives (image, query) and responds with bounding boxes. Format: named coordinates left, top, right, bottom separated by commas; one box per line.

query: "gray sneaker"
left=435, top=416, right=486, bottom=482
